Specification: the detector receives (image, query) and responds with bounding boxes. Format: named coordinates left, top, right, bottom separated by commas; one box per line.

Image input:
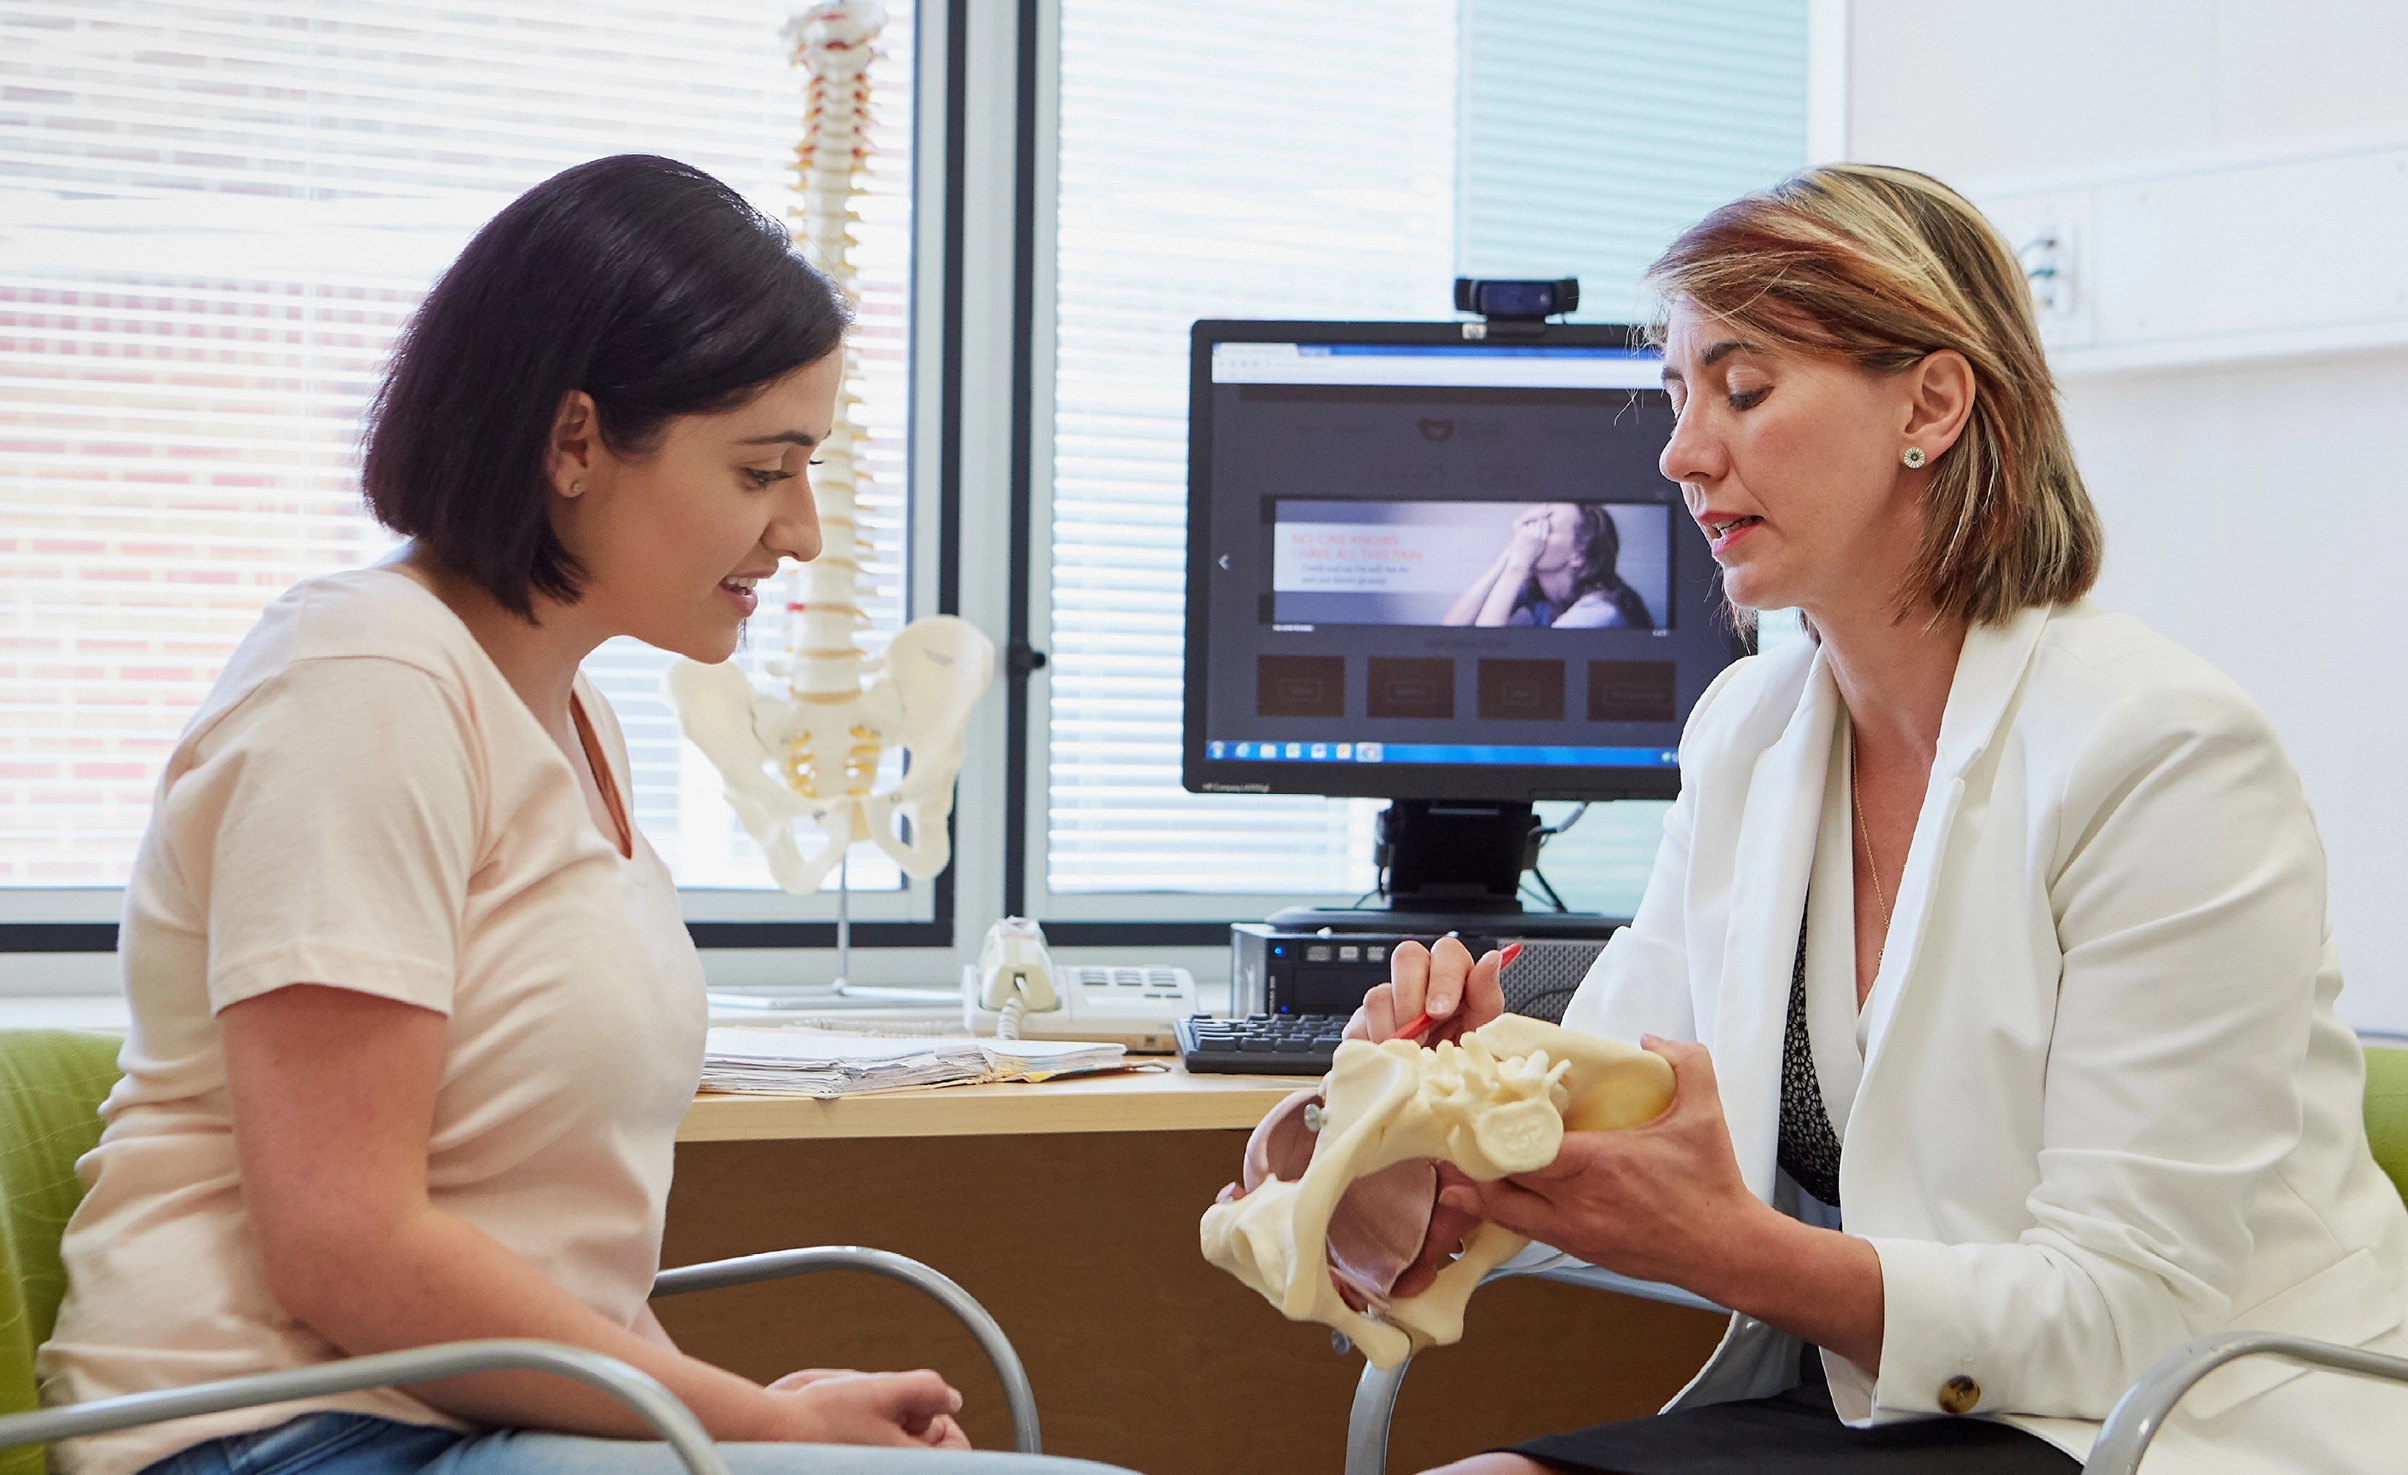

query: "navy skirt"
left=1508, top=1347, right=2080, bottom=1474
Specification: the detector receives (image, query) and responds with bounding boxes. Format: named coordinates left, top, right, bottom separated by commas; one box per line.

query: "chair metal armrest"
left=0, top=1340, right=725, bottom=1475
left=652, top=1246, right=1040, bottom=1455
left=1343, top=1257, right=1725, bottom=1475
left=1347, top=1357, right=1412, bottom=1475
left=2083, top=1330, right=2408, bottom=1475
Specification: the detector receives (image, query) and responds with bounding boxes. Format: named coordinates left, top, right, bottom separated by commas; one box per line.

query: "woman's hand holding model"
left=1344, top=943, right=1884, bottom=1370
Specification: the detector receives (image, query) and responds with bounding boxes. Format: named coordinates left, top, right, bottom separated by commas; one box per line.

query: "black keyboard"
left=1177, top=1014, right=1352, bottom=1075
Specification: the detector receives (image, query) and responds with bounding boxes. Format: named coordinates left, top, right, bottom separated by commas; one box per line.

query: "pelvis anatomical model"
left=666, top=618, right=991, bottom=894
left=1200, top=1014, right=1672, bottom=1369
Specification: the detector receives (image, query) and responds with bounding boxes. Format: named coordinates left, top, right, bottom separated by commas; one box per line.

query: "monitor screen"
left=1182, top=322, right=1744, bottom=803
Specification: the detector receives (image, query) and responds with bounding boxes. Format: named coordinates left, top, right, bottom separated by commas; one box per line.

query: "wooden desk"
left=676, top=1066, right=1300, bottom=1143
left=659, top=1064, right=1726, bottom=1475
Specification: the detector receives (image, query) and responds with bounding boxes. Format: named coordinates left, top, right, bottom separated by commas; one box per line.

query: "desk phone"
left=962, top=917, right=1195, bottom=1053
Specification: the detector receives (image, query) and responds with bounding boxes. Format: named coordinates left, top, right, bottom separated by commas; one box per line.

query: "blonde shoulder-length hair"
left=1644, top=163, right=2102, bottom=627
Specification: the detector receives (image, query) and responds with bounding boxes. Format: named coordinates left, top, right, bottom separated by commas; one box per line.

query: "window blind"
left=1046, top=0, right=1460, bottom=898
left=1454, top=0, right=1807, bottom=912
left=1458, top=0, right=1812, bottom=324
left=1044, top=0, right=1804, bottom=906
left=0, top=0, right=915, bottom=891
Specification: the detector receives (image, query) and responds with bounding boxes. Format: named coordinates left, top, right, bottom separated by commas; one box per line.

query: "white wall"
left=1848, top=0, right=2408, bottom=1032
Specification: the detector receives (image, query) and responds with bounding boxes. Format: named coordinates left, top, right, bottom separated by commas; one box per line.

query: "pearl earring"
left=570, top=480, right=584, bottom=493
left=1902, top=447, right=1927, bottom=469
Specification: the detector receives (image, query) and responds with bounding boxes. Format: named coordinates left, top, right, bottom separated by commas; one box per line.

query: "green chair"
left=1343, top=1044, right=2408, bottom=1475
left=0, top=1029, right=124, bottom=1472
left=0, top=1030, right=1041, bottom=1471
left=2364, top=1045, right=2408, bottom=1205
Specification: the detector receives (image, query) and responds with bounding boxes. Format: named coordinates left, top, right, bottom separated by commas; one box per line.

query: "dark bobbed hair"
left=363, top=154, right=851, bottom=616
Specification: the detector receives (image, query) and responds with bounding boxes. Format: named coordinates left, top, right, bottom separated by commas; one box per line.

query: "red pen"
left=1394, top=942, right=1522, bottom=1043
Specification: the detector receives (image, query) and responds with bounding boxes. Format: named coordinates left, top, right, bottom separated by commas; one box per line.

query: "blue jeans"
left=138, top=1412, right=1134, bottom=1475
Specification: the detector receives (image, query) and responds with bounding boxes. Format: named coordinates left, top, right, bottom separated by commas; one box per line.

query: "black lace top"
left=1776, top=909, right=1844, bottom=1209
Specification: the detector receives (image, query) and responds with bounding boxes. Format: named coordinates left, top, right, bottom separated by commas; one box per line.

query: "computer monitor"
left=1181, top=320, right=1746, bottom=913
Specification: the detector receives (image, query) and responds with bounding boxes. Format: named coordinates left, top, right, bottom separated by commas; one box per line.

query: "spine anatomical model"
left=666, top=0, right=993, bottom=898
left=785, top=0, right=880, bottom=717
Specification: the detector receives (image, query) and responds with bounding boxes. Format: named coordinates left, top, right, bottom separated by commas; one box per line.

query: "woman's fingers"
left=862, top=1370, right=963, bottom=1439
left=1421, top=936, right=1470, bottom=1019
left=921, top=1414, right=970, bottom=1449
left=1642, top=1033, right=1718, bottom=1122
left=1357, top=937, right=1510, bottom=1048
left=1348, top=984, right=1397, bottom=1042
left=1356, top=934, right=1521, bottom=1048
left=1440, top=1173, right=1556, bottom=1241
left=1387, top=941, right=1431, bottom=1021
left=1461, top=943, right=1510, bottom=1030
left=1393, top=1165, right=1483, bottom=1298
left=773, top=1369, right=964, bottom=1446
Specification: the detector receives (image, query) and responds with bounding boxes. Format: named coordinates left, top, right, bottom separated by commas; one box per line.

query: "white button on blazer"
left=1562, top=600, right=2408, bottom=1472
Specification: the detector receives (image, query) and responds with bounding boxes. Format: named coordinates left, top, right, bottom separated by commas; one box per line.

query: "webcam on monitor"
left=1452, top=276, right=1580, bottom=321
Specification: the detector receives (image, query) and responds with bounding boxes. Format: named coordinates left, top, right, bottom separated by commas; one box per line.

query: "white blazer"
left=1562, top=600, right=2408, bottom=1472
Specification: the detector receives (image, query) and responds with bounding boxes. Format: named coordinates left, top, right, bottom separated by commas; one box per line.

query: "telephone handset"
left=962, top=917, right=1195, bottom=1054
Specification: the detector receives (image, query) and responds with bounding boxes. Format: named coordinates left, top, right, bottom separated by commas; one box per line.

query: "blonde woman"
left=1354, top=166, right=2408, bottom=1473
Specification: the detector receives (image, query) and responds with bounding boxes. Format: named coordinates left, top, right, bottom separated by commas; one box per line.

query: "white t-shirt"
left=39, top=567, right=708, bottom=1475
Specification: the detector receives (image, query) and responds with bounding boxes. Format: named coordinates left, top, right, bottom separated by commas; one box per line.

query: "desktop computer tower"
left=1229, top=917, right=1624, bottom=1024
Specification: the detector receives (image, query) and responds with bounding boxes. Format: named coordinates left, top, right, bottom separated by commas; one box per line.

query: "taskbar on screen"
left=1207, top=739, right=1678, bottom=768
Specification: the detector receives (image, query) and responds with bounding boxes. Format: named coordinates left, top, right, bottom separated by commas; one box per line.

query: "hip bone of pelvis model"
left=664, top=0, right=992, bottom=896
left=665, top=615, right=992, bottom=895
left=1200, top=1015, right=1673, bottom=1369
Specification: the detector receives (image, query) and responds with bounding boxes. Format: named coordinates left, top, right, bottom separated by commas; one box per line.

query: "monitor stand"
left=1264, top=799, right=1623, bottom=940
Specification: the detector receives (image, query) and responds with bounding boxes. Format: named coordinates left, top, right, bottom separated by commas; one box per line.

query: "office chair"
left=1343, top=1045, right=2408, bottom=1475
left=0, top=1030, right=1040, bottom=1472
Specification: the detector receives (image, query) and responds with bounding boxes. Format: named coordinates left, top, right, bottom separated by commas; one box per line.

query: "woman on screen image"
left=1440, top=501, right=1655, bottom=630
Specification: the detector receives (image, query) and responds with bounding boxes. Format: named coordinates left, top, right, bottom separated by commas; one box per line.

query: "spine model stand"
left=667, top=0, right=993, bottom=917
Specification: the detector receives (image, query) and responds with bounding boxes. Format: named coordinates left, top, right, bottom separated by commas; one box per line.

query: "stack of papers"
left=701, top=1028, right=1127, bottom=1098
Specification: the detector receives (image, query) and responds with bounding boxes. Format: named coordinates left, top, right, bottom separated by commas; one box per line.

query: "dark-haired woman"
left=40, top=157, right=1127, bottom=1475
left=1442, top=502, right=1656, bottom=630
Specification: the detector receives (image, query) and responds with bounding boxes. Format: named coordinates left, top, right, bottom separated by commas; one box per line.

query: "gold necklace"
left=1851, top=755, right=1892, bottom=963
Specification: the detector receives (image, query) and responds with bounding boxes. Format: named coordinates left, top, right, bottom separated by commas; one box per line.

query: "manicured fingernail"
left=1498, top=941, right=1523, bottom=968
